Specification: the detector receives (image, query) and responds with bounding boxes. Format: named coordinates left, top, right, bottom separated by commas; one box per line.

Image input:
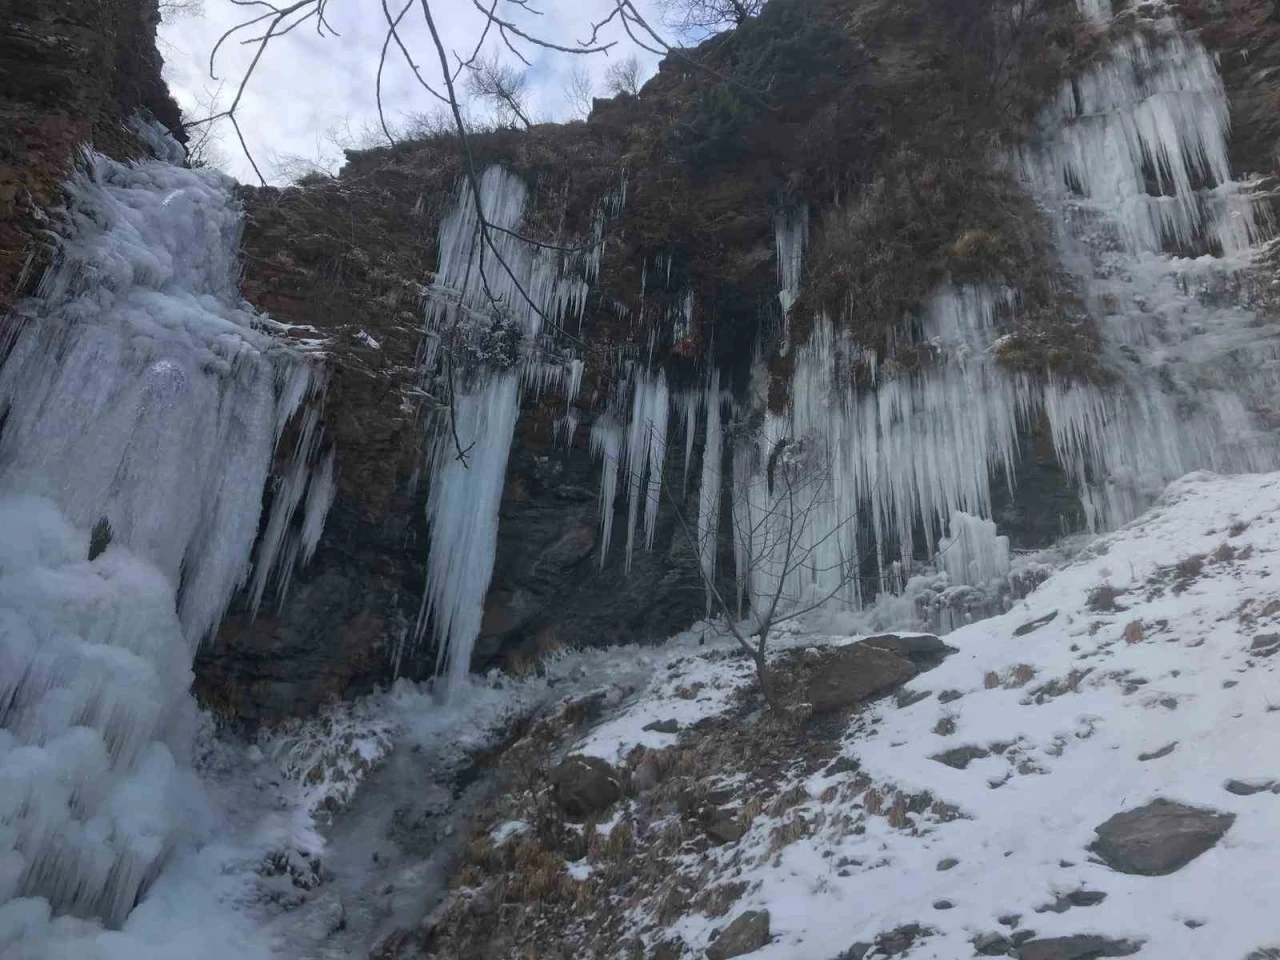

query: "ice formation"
left=697, top=371, right=724, bottom=612
left=0, top=149, right=329, bottom=641
left=774, top=206, right=808, bottom=338
left=0, top=136, right=322, bottom=950
left=937, top=512, right=1012, bottom=587
left=726, top=0, right=1280, bottom=618
left=417, top=166, right=601, bottom=684
left=623, top=371, right=670, bottom=570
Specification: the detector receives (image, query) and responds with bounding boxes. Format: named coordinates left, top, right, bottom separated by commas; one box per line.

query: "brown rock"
left=552, top=755, right=622, bottom=820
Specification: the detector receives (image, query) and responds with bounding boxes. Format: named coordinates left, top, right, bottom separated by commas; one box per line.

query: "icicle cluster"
left=726, top=1, right=1280, bottom=620
left=418, top=167, right=602, bottom=685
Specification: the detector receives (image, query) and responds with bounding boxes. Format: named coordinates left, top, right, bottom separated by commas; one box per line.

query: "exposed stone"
left=643, top=718, right=681, bottom=734
left=1225, top=779, right=1277, bottom=796
left=1137, top=742, right=1177, bottom=761
left=836, top=944, right=872, bottom=960
left=705, top=810, right=746, bottom=845
left=705, top=910, right=770, bottom=959
left=932, top=899, right=954, bottom=910
left=1036, top=889, right=1107, bottom=913
left=873, top=923, right=931, bottom=956
left=551, top=755, right=622, bottom=820
left=1251, top=633, right=1280, bottom=656
left=1090, top=799, right=1235, bottom=876
left=1014, top=935, right=1141, bottom=959
left=862, top=633, right=957, bottom=668
left=826, top=756, right=861, bottom=776
left=1014, top=611, right=1058, bottom=636
left=975, top=931, right=1013, bottom=956
left=932, top=745, right=991, bottom=770
left=938, top=689, right=965, bottom=704
left=796, top=644, right=919, bottom=714
left=936, top=857, right=959, bottom=871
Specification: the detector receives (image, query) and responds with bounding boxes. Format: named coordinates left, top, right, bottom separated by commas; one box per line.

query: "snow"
left=562, top=470, right=1280, bottom=958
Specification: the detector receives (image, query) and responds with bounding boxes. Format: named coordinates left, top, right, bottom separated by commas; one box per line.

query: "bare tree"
left=604, top=55, right=642, bottom=97
left=663, top=433, right=861, bottom=707
left=158, top=0, right=204, bottom=21
left=655, top=0, right=765, bottom=37
left=564, top=64, right=594, bottom=120
left=465, top=52, right=533, bottom=128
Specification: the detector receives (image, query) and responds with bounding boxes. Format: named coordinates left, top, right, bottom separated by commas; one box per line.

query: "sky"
left=159, top=0, right=671, bottom=184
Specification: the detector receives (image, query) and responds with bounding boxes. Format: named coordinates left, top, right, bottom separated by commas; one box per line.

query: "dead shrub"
left=984, top=671, right=1001, bottom=689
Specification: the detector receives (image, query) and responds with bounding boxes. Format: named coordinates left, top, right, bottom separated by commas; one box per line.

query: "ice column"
left=418, top=166, right=597, bottom=684
left=697, top=371, right=723, bottom=612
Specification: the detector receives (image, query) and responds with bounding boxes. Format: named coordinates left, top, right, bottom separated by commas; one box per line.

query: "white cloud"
left=159, top=0, right=670, bottom=183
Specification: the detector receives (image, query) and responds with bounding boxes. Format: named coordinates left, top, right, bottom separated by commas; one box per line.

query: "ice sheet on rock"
left=0, top=150, right=328, bottom=643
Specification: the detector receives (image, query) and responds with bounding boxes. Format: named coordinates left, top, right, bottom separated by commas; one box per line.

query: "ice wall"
left=417, top=167, right=600, bottom=685
left=0, top=137, right=322, bottom=949
left=0, top=149, right=329, bottom=642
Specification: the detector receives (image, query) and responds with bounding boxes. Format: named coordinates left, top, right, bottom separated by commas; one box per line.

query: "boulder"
left=705, top=910, right=770, bottom=959
left=1014, top=935, right=1141, bottom=959
left=861, top=633, right=956, bottom=668
left=801, top=644, right=918, bottom=713
left=1090, top=799, right=1234, bottom=876
left=552, top=755, right=622, bottom=820
left=932, top=745, right=990, bottom=770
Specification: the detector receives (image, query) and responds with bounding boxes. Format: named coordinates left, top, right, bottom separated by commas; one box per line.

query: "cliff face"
left=208, top=0, right=1109, bottom=721
left=0, top=0, right=183, bottom=317
left=7, top=0, right=1280, bottom=726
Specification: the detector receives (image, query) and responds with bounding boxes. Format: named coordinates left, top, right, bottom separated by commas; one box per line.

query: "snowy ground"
left=11, top=470, right=1280, bottom=959
left=498, top=471, right=1280, bottom=959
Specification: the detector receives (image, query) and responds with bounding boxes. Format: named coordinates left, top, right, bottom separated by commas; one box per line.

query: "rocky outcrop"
left=706, top=910, right=771, bottom=959
left=0, top=0, right=183, bottom=316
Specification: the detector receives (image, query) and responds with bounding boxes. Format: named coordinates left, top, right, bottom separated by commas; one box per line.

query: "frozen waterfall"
left=0, top=136, right=325, bottom=953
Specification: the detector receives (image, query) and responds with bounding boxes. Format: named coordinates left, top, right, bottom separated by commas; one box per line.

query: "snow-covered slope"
left=548, top=471, right=1280, bottom=959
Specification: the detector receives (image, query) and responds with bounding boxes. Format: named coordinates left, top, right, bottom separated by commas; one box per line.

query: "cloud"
left=159, top=0, right=669, bottom=183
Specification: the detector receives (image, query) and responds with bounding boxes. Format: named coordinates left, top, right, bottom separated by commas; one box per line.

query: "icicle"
left=0, top=147, right=327, bottom=644
left=0, top=129, right=316, bottom=943
left=590, top=417, right=624, bottom=566
left=775, top=206, right=808, bottom=339
left=676, top=390, right=700, bottom=492
left=623, top=370, right=669, bottom=571
left=418, top=375, right=521, bottom=685
left=697, top=371, right=723, bottom=612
